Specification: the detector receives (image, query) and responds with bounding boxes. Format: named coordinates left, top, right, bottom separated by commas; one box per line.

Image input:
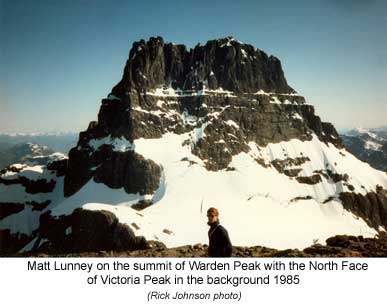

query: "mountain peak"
left=111, top=36, right=294, bottom=97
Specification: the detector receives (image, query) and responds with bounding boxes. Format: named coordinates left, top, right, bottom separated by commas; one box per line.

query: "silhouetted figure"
left=207, top=207, right=232, bottom=257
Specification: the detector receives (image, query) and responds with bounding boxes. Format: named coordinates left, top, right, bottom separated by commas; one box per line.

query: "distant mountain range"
left=341, top=127, right=387, bottom=172
left=0, top=143, right=55, bottom=169
left=0, top=132, right=77, bottom=155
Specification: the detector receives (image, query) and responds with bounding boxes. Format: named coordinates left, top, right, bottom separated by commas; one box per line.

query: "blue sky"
left=1, top=0, right=386, bottom=133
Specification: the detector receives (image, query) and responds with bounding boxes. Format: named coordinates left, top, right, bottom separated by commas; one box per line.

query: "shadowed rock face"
left=0, top=230, right=33, bottom=255
left=36, top=209, right=149, bottom=253
left=0, top=176, right=56, bottom=194
left=111, top=36, right=294, bottom=96
left=64, top=146, right=161, bottom=197
left=340, top=186, right=387, bottom=231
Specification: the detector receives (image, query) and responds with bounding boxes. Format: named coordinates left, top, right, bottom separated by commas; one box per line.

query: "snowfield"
left=39, top=132, right=386, bottom=250
left=2, top=129, right=387, bottom=251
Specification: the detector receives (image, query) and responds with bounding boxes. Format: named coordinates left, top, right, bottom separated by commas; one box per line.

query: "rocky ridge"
left=341, top=127, right=387, bottom=172
left=15, top=234, right=387, bottom=257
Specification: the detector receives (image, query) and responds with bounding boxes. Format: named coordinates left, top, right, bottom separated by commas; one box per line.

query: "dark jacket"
left=208, top=221, right=232, bottom=257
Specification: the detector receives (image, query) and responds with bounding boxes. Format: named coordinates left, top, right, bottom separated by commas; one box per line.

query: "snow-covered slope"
left=3, top=123, right=385, bottom=252
left=0, top=153, right=67, bottom=252
left=1, top=37, right=387, bottom=254
left=52, top=132, right=385, bottom=249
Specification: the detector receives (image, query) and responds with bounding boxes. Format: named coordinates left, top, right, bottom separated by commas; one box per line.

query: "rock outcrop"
left=16, top=234, right=387, bottom=257
left=111, top=36, right=294, bottom=96
left=340, top=186, right=387, bottom=231
left=34, top=208, right=148, bottom=254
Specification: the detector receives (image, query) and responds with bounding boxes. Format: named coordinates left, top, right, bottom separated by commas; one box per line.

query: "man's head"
left=207, top=207, right=219, bottom=224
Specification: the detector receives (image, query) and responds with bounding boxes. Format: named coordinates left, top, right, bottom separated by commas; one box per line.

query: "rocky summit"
left=1, top=37, right=387, bottom=255
left=17, top=234, right=387, bottom=258
left=111, top=36, right=294, bottom=97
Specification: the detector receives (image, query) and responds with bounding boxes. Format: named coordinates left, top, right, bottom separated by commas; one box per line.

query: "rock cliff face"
left=340, top=186, right=387, bottom=230
left=36, top=208, right=148, bottom=253
left=64, top=36, right=342, bottom=196
left=111, top=36, right=294, bottom=96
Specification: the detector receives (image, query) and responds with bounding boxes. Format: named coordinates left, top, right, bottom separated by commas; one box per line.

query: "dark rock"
left=47, top=158, right=68, bottom=177
left=163, top=229, right=174, bottom=235
left=284, top=169, right=302, bottom=177
left=271, top=157, right=310, bottom=175
left=28, top=200, right=51, bottom=211
left=193, top=243, right=204, bottom=250
left=326, top=169, right=349, bottom=182
left=64, top=147, right=94, bottom=196
left=340, top=187, right=387, bottom=230
left=326, top=235, right=355, bottom=248
left=111, top=36, right=294, bottom=97
left=0, top=203, right=25, bottom=219
left=94, top=151, right=161, bottom=195
left=0, top=176, right=56, bottom=194
left=303, top=244, right=343, bottom=256
left=131, top=223, right=140, bottom=230
left=0, top=229, right=33, bottom=255
left=131, top=200, right=153, bottom=211
left=323, top=196, right=336, bottom=204
left=290, top=196, right=313, bottom=202
left=271, top=249, right=304, bottom=257
left=147, top=240, right=166, bottom=250
left=301, top=105, right=343, bottom=148
left=313, top=169, right=349, bottom=183
left=36, top=209, right=149, bottom=253
left=23, top=178, right=56, bottom=194
left=296, top=174, right=322, bottom=185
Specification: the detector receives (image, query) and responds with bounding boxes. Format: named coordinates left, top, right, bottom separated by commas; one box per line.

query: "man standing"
left=207, top=207, right=232, bottom=257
